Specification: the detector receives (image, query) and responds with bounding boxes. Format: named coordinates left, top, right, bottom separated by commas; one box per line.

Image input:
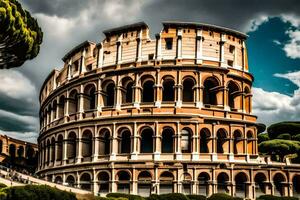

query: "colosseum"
left=37, top=21, right=300, bottom=199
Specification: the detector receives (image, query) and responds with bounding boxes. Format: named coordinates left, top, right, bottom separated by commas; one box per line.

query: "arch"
left=121, top=77, right=134, bottom=104
left=99, top=128, right=111, bottom=155
left=228, top=81, right=240, bottom=110
left=67, top=132, right=77, bottom=160
left=217, top=172, right=230, bottom=194
left=58, top=95, right=65, bottom=118
left=84, top=84, right=96, bottom=110
left=50, top=137, right=55, bottom=162
left=80, top=173, right=92, bottom=191
left=255, top=173, right=267, bottom=197
left=103, top=81, right=115, bottom=107
left=233, top=130, right=243, bottom=154
left=17, top=146, right=24, bottom=158
left=247, top=130, right=254, bottom=154
left=203, top=77, right=219, bottom=105
left=198, top=172, right=210, bottom=196
left=119, top=129, right=131, bottom=154
left=182, top=77, right=195, bottom=103
left=56, top=134, right=63, bottom=161
left=66, top=175, right=76, bottom=187
left=117, top=171, right=131, bottom=194
left=293, top=175, right=300, bottom=197
left=54, top=176, right=63, bottom=184
left=182, top=172, right=192, bottom=195
left=52, top=100, right=57, bottom=120
left=244, top=86, right=251, bottom=113
left=98, top=171, right=110, bottom=194
left=140, top=127, right=154, bottom=153
left=200, top=128, right=211, bottom=153
left=217, top=129, right=228, bottom=153
left=162, top=78, right=175, bottom=102
left=181, top=128, right=192, bottom=153
left=82, top=130, right=93, bottom=158
left=138, top=171, right=152, bottom=197
left=161, top=128, right=174, bottom=153
left=159, top=171, right=174, bottom=194
left=69, top=89, right=79, bottom=114
left=47, top=104, right=52, bottom=123
left=26, top=145, right=34, bottom=159
left=235, top=172, right=248, bottom=198
left=142, top=80, right=154, bottom=103
left=273, top=173, right=286, bottom=196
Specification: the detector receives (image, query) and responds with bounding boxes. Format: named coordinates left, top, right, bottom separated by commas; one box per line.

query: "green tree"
left=0, top=0, right=43, bottom=68
left=258, top=133, right=269, bottom=144
left=267, top=122, right=300, bottom=139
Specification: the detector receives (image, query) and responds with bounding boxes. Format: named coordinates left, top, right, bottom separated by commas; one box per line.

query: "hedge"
left=0, top=184, right=6, bottom=189
left=207, top=193, right=242, bottom=200
left=186, top=194, right=207, bottom=200
left=107, top=193, right=145, bottom=200
left=257, top=195, right=299, bottom=200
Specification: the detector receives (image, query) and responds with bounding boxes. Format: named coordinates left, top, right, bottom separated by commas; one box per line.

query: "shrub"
left=0, top=184, right=6, bottom=189
left=257, top=195, right=299, bottom=200
left=258, top=133, right=270, bottom=144
left=187, top=194, right=206, bottom=200
left=156, top=193, right=189, bottom=200
left=277, top=133, right=292, bottom=140
left=208, top=193, right=234, bottom=200
left=292, top=134, right=300, bottom=141
left=107, top=193, right=144, bottom=200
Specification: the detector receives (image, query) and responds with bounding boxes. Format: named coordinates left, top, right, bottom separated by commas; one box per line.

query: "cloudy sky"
left=1, top=0, right=300, bottom=143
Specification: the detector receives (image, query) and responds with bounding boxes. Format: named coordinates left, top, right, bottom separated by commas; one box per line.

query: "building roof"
left=162, top=21, right=248, bottom=39
left=103, top=22, right=148, bottom=37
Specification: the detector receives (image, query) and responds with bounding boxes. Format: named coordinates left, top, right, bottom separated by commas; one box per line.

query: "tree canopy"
left=267, top=121, right=300, bottom=139
left=0, top=0, right=43, bottom=68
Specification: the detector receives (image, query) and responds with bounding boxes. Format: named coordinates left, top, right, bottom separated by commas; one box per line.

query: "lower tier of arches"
left=39, top=162, right=300, bottom=199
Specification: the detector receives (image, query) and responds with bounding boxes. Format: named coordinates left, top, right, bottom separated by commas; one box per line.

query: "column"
left=80, top=48, right=86, bottom=75
left=96, top=78, right=103, bottom=116
left=192, top=122, right=199, bottom=160
left=53, top=72, right=57, bottom=90
left=196, top=71, right=203, bottom=108
left=76, top=128, right=83, bottom=163
left=93, top=168, right=98, bottom=194
left=154, top=121, right=161, bottom=160
left=56, top=96, right=59, bottom=120
left=176, top=28, right=182, bottom=59
left=175, top=70, right=182, bottom=108
left=196, top=29, right=203, bottom=64
left=64, top=90, right=70, bottom=122
left=79, top=84, right=84, bottom=120
left=115, top=76, right=121, bottom=110
left=116, top=35, right=122, bottom=64
left=54, top=140, right=58, bottom=166
left=242, top=41, right=247, bottom=72
left=155, top=34, right=162, bottom=60
left=136, top=29, right=142, bottom=62
left=132, top=168, right=137, bottom=194
left=111, top=168, right=116, bottom=193
left=93, top=126, right=99, bottom=162
left=220, top=33, right=227, bottom=68
left=97, top=43, right=104, bottom=68
left=154, top=69, right=162, bottom=108
left=212, top=123, right=217, bottom=161
left=224, top=87, right=230, bottom=111
left=67, top=59, right=72, bottom=80
left=131, top=122, right=138, bottom=160
left=110, top=123, right=117, bottom=161
left=63, top=130, right=68, bottom=165
left=133, top=73, right=140, bottom=108
left=175, top=121, right=182, bottom=160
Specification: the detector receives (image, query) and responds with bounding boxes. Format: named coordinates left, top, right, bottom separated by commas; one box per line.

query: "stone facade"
left=37, top=22, right=300, bottom=198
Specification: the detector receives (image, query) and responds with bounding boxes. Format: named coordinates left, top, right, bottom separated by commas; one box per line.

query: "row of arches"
left=39, top=126, right=256, bottom=167
left=41, top=76, right=252, bottom=128
left=52, top=170, right=300, bottom=198
left=2, top=142, right=36, bottom=159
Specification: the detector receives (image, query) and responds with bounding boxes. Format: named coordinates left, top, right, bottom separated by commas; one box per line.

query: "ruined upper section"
left=40, top=21, right=250, bottom=103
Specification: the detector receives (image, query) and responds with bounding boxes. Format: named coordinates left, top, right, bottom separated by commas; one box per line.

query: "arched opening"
left=26, top=145, right=34, bottom=160
left=159, top=171, right=174, bottom=194
left=69, top=90, right=79, bottom=114
left=161, top=128, right=174, bottom=153
left=46, top=140, right=50, bottom=163
left=54, top=176, right=63, bottom=184
left=17, top=146, right=24, bottom=158
left=181, top=128, right=192, bottom=153
left=182, top=173, right=192, bottom=195
left=203, top=77, right=219, bottom=106
left=293, top=175, right=300, bottom=197
left=80, top=173, right=92, bottom=191
left=233, top=130, right=243, bottom=154
left=140, top=128, right=154, bottom=153
left=47, top=104, right=52, bottom=123
left=235, top=172, right=248, bottom=198
left=217, top=129, right=228, bottom=153
left=122, top=78, right=134, bottom=104
left=50, top=137, right=55, bottom=162
left=84, top=84, right=96, bottom=110
left=104, top=82, right=115, bottom=107
left=117, top=171, right=131, bottom=194
left=99, top=129, right=110, bottom=155
left=217, top=172, right=230, bottom=194
left=56, top=135, right=63, bottom=161
left=138, top=171, right=152, bottom=197
left=119, top=130, right=131, bottom=154
left=200, top=128, right=211, bottom=153
left=66, top=175, right=75, bottom=187
left=67, top=132, right=77, bottom=161
left=82, top=130, right=93, bottom=159
left=162, top=78, right=175, bottom=102
left=255, top=173, right=266, bottom=197
left=198, top=172, right=210, bottom=196
left=58, top=95, right=65, bottom=119
left=228, top=81, right=240, bottom=110
left=183, top=78, right=195, bottom=103
left=244, top=87, right=251, bottom=113
left=52, top=100, right=57, bottom=120
left=98, top=171, right=110, bottom=194
left=247, top=131, right=254, bottom=154
left=273, top=173, right=286, bottom=196
left=142, top=80, right=154, bottom=103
